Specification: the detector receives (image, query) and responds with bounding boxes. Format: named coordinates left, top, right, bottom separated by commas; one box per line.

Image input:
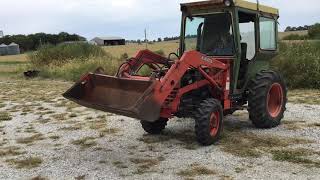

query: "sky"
left=0, top=0, right=319, bottom=40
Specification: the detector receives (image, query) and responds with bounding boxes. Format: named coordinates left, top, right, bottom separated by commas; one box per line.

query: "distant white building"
left=91, top=36, right=125, bottom=46
left=0, top=30, right=3, bottom=38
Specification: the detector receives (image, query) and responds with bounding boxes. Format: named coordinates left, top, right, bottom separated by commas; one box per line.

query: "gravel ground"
left=0, top=79, right=320, bottom=180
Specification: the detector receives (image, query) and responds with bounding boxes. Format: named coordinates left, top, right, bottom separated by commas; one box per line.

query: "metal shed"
left=0, top=43, right=8, bottom=56
left=91, top=37, right=126, bottom=46
left=7, top=42, right=20, bottom=55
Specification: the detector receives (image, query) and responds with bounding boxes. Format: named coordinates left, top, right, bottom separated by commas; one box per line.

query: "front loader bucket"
left=63, top=73, right=161, bottom=122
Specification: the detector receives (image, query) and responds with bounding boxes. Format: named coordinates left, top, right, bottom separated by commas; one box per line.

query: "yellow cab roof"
left=181, top=0, right=279, bottom=15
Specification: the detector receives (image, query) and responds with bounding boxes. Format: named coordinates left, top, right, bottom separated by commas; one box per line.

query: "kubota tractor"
left=64, top=0, right=287, bottom=145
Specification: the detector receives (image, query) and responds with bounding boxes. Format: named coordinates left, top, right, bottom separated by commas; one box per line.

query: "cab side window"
left=239, top=11, right=256, bottom=60
left=259, top=17, right=276, bottom=50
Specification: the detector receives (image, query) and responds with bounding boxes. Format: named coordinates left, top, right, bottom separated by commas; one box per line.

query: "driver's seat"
left=238, top=43, right=249, bottom=87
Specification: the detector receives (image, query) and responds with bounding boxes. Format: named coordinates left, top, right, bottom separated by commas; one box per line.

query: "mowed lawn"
left=103, top=40, right=180, bottom=58
left=0, top=54, right=28, bottom=63
left=0, top=54, right=29, bottom=77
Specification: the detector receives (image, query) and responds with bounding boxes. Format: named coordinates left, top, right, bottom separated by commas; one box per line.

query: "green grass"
left=16, top=133, right=45, bottom=144
left=6, top=156, right=43, bottom=169
left=282, top=34, right=309, bottom=40
left=0, top=54, right=29, bottom=77
left=26, top=41, right=179, bottom=81
left=71, top=137, right=97, bottom=149
left=177, top=164, right=216, bottom=177
left=0, top=54, right=28, bottom=63
left=49, top=135, right=60, bottom=141
left=313, top=123, right=320, bottom=127
left=36, top=56, right=123, bottom=81
left=0, top=146, right=26, bottom=156
left=112, top=161, right=128, bottom=169
left=219, top=122, right=313, bottom=158
left=0, top=111, right=12, bottom=121
left=103, top=41, right=178, bottom=58
left=51, top=113, right=67, bottom=121
left=130, top=157, right=164, bottom=175
left=30, top=176, right=47, bottom=180
left=59, top=124, right=82, bottom=131
left=27, top=43, right=120, bottom=81
left=21, top=40, right=320, bottom=88
left=271, top=148, right=320, bottom=167
left=0, top=103, right=5, bottom=108
left=0, top=61, right=28, bottom=65
left=29, top=43, right=106, bottom=67
left=0, top=62, right=28, bottom=78
left=288, top=89, right=320, bottom=105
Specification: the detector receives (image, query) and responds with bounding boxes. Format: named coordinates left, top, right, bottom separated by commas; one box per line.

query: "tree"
left=284, top=26, right=292, bottom=32
left=308, top=23, right=320, bottom=39
left=157, top=38, right=162, bottom=42
left=0, top=32, right=86, bottom=52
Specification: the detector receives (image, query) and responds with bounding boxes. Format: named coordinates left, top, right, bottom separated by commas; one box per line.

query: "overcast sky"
left=0, top=0, right=319, bottom=40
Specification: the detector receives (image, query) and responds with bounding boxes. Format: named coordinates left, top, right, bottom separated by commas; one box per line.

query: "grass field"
left=0, top=39, right=319, bottom=89
left=0, top=40, right=179, bottom=65
left=0, top=54, right=29, bottom=77
left=0, top=54, right=28, bottom=62
left=103, top=41, right=179, bottom=58
left=279, top=30, right=308, bottom=40
left=0, top=41, right=179, bottom=80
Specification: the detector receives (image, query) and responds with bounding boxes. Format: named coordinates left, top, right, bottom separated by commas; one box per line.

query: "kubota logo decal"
left=201, top=56, right=212, bottom=63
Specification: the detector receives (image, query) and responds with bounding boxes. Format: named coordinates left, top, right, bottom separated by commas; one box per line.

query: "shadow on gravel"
left=223, top=117, right=255, bottom=131
left=137, top=115, right=257, bottom=150
left=137, top=129, right=199, bottom=150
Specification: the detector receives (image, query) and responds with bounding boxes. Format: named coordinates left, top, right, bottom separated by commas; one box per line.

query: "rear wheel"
left=140, top=118, right=168, bottom=134
left=194, top=99, right=223, bottom=146
left=248, top=70, right=287, bottom=128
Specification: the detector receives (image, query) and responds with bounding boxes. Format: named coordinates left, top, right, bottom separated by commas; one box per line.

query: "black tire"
left=140, top=118, right=168, bottom=134
left=194, top=99, right=223, bottom=146
left=248, top=70, right=287, bottom=128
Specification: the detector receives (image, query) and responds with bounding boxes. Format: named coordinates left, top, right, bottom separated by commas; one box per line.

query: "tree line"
left=285, top=25, right=312, bottom=32
left=0, top=32, right=86, bottom=52
left=283, top=23, right=320, bottom=40
left=126, top=36, right=181, bottom=44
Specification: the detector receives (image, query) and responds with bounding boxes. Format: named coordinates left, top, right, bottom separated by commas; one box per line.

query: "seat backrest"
left=241, top=43, right=247, bottom=61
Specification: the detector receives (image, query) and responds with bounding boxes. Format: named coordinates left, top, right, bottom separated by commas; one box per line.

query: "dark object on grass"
left=24, top=70, right=40, bottom=78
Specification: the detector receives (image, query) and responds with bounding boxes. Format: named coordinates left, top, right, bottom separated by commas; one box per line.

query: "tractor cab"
left=180, top=0, right=279, bottom=91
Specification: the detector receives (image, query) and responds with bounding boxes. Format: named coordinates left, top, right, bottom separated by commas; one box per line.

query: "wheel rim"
left=209, top=111, right=220, bottom=137
left=267, top=83, right=284, bottom=118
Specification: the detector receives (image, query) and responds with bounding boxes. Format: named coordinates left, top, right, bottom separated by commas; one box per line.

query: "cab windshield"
left=184, top=13, right=234, bottom=56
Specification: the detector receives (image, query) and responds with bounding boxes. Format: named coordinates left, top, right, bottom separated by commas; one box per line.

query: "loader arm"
left=63, top=50, right=231, bottom=122
left=117, top=49, right=173, bottom=78
left=153, top=50, right=231, bottom=118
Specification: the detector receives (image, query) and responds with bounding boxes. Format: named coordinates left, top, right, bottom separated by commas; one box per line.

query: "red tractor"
left=64, top=0, right=287, bottom=145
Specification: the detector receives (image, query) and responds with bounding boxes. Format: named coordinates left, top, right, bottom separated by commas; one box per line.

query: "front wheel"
left=140, top=118, right=168, bottom=134
left=194, top=99, right=223, bottom=146
left=248, top=70, right=287, bottom=128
